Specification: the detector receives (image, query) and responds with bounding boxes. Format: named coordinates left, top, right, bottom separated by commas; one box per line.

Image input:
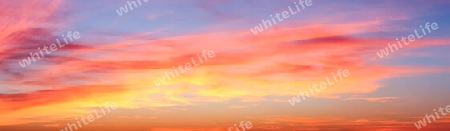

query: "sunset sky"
left=1, top=0, right=450, bottom=131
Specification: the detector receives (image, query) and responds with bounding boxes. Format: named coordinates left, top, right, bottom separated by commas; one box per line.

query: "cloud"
left=347, top=97, right=398, bottom=102
left=2, top=18, right=450, bottom=126
left=1, top=0, right=450, bottom=130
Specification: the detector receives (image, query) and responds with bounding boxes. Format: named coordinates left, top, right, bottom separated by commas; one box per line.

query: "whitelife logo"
left=18, top=31, right=81, bottom=68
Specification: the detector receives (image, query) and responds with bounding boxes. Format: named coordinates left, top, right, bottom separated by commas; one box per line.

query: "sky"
left=1, top=0, right=450, bottom=131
